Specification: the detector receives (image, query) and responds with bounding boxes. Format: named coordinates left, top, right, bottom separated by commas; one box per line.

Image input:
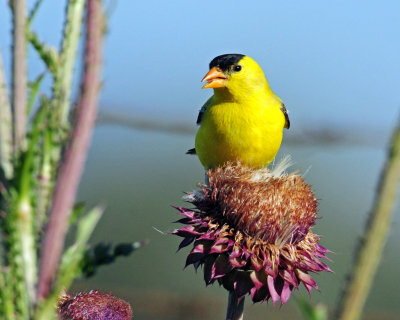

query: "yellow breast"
left=195, top=97, right=285, bottom=169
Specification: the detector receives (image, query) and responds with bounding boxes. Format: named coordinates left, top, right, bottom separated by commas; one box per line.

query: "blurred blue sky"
left=1, top=0, right=399, bottom=131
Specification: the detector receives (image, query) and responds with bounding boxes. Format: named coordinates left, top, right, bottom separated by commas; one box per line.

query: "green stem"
left=35, top=127, right=52, bottom=231
left=1, top=269, right=16, bottom=319
left=16, top=196, right=36, bottom=304
left=11, top=108, right=48, bottom=307
left=5, top=102, right=48, bottom=314
left=52, top=0, right=85, bottom=126
left=336, top=120, right=400, bottom=320
left=5, top=220, right=30, bottom=319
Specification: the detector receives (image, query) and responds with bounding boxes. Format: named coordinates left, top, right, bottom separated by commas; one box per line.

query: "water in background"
left=73, top=123, right=400, bottom=320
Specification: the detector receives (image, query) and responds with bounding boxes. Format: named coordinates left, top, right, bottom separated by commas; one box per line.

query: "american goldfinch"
left=187, top=54, right=290, bottom=169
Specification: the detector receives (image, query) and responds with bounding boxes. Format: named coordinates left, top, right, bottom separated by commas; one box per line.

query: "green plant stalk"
left=6, top=104, right=48, bottom=313
left=0, top=45, right=13, bottom=179
left=0, top=260, right=14, bottom=319
left=52, top=0, right=85, bottom=125
left=1, top=270, right=15, bottom=319
left=15, top=195, right=36, bottom=304
left=11, top=0, right=27, bottom=151
left=36, top=132, right=52, bottom=231
left=5, top=208, right=30, bottom=319
left=336, top=121, right=400, bottom=320
left=34, top=206, right=104, bottom=320
left=35, top=0, right=86, bottom=230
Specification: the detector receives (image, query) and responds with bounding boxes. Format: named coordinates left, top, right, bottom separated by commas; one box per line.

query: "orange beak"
left=201, top=67, right=227, bottom=89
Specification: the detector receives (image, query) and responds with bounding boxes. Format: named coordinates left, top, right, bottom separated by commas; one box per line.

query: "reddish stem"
left=37, top=0, right=103, bottom=299
left=11, top=0, right=27, bottom=150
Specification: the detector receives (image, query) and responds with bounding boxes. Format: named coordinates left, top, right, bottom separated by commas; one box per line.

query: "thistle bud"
left=59, top=290, right=132, bottom=320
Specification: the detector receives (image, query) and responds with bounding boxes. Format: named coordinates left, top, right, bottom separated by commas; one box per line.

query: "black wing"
left=280, top=103, right=290, bottom=129
left=187, top=99, right=213, bottom=155
left=196, top=105, right=206, bottom=125
left=196, top=97, right=212, bottom=125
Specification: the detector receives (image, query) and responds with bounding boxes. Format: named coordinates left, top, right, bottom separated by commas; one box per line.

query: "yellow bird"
left=187, top=54, right=290, bottom=169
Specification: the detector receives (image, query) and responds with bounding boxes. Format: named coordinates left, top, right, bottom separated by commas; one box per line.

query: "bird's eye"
left=234, top=65, right=242, bottom=72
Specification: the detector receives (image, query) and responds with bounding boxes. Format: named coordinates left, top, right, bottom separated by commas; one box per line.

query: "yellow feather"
left=195, top=55, right=287, bottom=169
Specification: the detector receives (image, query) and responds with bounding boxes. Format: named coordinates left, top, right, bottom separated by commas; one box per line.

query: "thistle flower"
left=58, top=290, right=132, bottom=320
left=172, top=160, right=331, bottom=305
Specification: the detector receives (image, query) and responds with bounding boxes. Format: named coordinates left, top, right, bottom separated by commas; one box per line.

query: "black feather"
left=280, top=103, right=290, bottom=129
left=209, top=54, right=245, bottom=72
left=186, top=148, right=196, bottom=155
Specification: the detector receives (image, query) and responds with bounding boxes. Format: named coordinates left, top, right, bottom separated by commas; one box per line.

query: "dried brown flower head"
left=58, top=290, right=132, bottom=320
left=172, top=160, right=331, bottom=305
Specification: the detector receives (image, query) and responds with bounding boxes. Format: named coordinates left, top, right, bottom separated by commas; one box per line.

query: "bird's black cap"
left=209, top=54, right=245, bottom=72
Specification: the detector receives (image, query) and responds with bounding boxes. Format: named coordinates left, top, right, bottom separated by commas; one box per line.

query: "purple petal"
left=230, top=247, right=243, bottom=259
left=273, top=276, right=284, bottom=300
left=174, top=217, right=193, bottom=224
left=280, top=269, right=299, bottom=288
left=303, top=282, right=313, bottom=294
left=193, top=260, right=201, bottom=271
left=242, top=248, right=251, bottom=260
left=199, top=221, right=209, bottom=228
left=280, top=281, right=292, bottom=305
left=264, top=260, right=278, bottom=278
left=267, top=275, right=280, bottom=306
left=250, top=270, right=266, bottom=290
left=185, top=252, right=205, bottom=268
left=198, top=231, right=217, bottom=241
left=233, top=271, right=254, bottom=299
left=313, top=250, right=331, bottom=260
left=204, top=255, right=217, bottom=285
left=177, top=237, right=194, bottom=251
left=213, top=254, right=233, bottom=278
left=214, top=237, right=232, bottom=246
left=192, top=242, right=210, bottom=254
left=172, top=226, right=202, bottom=237
left=174, top=207, right=196, bottom=219
left=210, top=239, right=233, bottom=254
left=296, top=270, right=318, bottom=291
left=250, top=286, right=270, bottom=303
left=251, top=254, right=264, bottom=272
left=315, top=243, right=333, bottom=254
left=229, top=256, right=247, bottom=268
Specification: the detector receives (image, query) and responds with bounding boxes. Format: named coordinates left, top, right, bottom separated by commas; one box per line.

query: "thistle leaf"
left=28, top=0, right=45, bottom=24
left=27, top=72, right=45, bottom=115
left=28, top=31, right=59, bottom=74
left=81, top=240, right=148, bottom=277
